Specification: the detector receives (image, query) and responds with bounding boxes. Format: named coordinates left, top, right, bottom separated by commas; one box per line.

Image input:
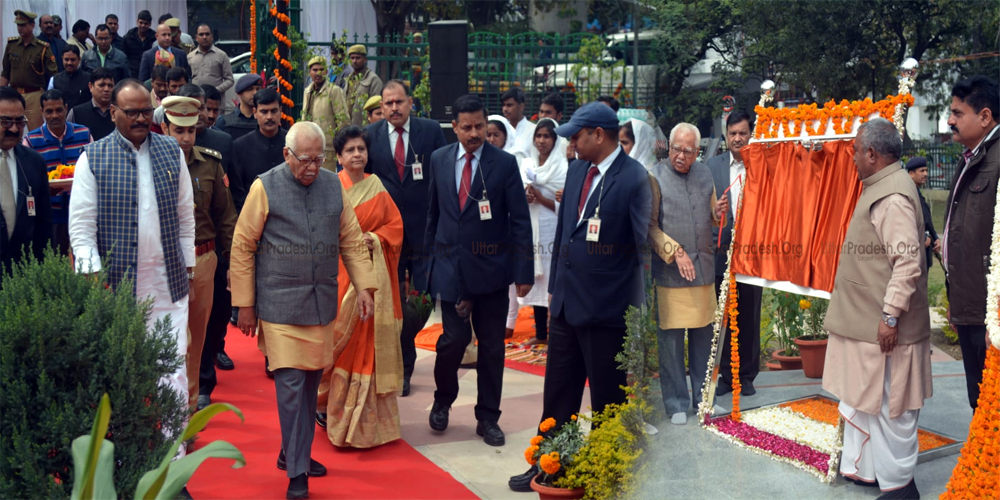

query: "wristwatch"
left=882, top=312, right=898, bottom=328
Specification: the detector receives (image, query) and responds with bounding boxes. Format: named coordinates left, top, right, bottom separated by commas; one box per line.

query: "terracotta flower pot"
left=530, top=475, right=585, bottom=500
left=772, top=349, right=802, bottom=371
left=793, top=336, right=828, bottom=379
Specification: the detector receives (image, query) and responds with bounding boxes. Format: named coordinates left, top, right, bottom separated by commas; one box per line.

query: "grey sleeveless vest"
left=651, top=161, right=716, bottom=288
left=255, top=165, right=343, bottom=326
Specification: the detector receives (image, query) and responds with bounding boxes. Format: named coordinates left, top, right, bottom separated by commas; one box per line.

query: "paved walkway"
left=403, top=330, right=971, bottom=499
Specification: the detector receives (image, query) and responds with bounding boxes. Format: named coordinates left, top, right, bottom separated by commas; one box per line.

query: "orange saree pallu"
left=731, top=140, right=862, bottom=293
left=318, top=172, right=405, bottom=448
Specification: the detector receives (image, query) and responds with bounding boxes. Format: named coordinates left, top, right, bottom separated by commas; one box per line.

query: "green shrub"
left=0, top=251, right=186, bottom=497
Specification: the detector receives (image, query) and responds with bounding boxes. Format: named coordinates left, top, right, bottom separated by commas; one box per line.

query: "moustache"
left=950, top=125, right=959, bottom=133
left=131, top=123, right=149, bottom=130
left=265, top=120, right=276, bottom=126
left=3, top=131, right=19, bottom=138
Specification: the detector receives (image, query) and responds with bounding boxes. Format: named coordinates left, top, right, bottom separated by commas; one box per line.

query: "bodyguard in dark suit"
left=137, top=24, right=190, bottom=82
left=366, top=80, right=447, bottom=395
left=0, top=87, right=53, bottom=281
left=424, top=95, right=533, bottom=446
left=509, top=102, right=651, bottom=492
left=707, top=111, right=762, bottom=396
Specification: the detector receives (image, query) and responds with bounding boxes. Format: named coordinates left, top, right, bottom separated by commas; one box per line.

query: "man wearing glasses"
left=67, top=79, right=196, bottom=476
left=229, top=87, right=288, bottom=378
left=0, top=86, right=53, bottom=281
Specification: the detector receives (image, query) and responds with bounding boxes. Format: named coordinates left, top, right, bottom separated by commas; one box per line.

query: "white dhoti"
left=839, top=357, right=919, bottom=491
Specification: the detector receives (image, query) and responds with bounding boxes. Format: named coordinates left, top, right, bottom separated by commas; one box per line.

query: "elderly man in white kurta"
left=69, top=80, right=196, bottom=417
left=823, top=118, right=932, bottom=500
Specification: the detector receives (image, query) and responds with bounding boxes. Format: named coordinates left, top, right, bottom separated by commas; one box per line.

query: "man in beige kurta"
left=823, top=118, right=931, bottom=499
left=302, top=55, right=349, bottom=172
left=649, top=123, right=727, bottom=426
left=230, top=121, right=377, bottom=500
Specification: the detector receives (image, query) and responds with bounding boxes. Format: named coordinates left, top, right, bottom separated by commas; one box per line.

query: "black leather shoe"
left=229, top=307, right=239, bottom=326
left=315, top=412, right=327, bottom=428
left=716, top=382, right=733, bottom=396
left=277, top=450, right=327, bottom=477
left=177, top=486, right=194, bottom=499
left=429, top=401, right=450, bottom=432
left=876, top=479, right=919, bottom=500
left=286, top=473, right=308, bottom=500
left=216, top=351, right=235, bottom=370
left=196, top=394, right=211, bottom=411
left=741, top=380, right=756, bottom=396
left=401, top=378, right=411, bottom=397
left=509, top=464, right=539, bottom=492
left=476, top=420, right=505, bottom=446
left=851, top=477, right=880, bottom=488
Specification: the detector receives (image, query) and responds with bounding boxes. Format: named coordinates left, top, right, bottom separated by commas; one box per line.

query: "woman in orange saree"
left=316, top=125, right=405, bottom=448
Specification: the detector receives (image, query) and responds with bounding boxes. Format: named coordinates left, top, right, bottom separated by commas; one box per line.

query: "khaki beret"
left=307, top=55, right=326, bottom=69
left=165, top=18, right=181, bottom=29
left=364, top=95, right=382, bottom=112
left=347, top=44, right=367, bottom=57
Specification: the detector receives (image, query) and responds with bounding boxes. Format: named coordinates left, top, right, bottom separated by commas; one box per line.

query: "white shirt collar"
left=592, top=145, right=622, bottom=175
left=389, top=117, right=410, bottom=134
left=729, top=151, right=745, bottom=168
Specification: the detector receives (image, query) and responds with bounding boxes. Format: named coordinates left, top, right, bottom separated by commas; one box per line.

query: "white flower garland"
left=741, top=407, right=841, bottom=455
left=987, top=175, right=1000, bottom=347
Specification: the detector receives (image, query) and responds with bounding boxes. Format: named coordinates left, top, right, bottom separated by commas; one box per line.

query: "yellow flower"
left=530, top=435, right=543, bottom=446
left=799, top=299, right=812, bottom=310
left=539, top=417, right=556, bottom=433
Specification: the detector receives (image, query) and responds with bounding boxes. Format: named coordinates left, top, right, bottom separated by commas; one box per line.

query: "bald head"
left=156, top=24, right=172, bottom=48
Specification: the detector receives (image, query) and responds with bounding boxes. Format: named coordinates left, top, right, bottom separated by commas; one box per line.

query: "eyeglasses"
left=118, top=107, right=155, bottom=120
left=0, top=116, right=28, bottom=129
left=670, top=145, right=697, bottom=157
left=288, top=148, right=326, bottom=167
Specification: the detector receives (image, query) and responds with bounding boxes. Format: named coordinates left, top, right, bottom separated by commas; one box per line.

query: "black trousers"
left=714, top=277, right=762, bottom=386
left=398, top=243, right=418, bottom=380
left=199, top=253, right=230, bottom=396
left=434, top=287, right=508, bottom=422
left=534, top=306, right=548, bottom=340
left=955, top=323, right=987, bottom=410
left=541, top=313, right=627, bottom=430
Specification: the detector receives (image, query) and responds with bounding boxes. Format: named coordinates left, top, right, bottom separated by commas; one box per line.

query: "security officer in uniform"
left=2, top=10, right=59, bottom=131
left=160, top=95, right=238, bottom=411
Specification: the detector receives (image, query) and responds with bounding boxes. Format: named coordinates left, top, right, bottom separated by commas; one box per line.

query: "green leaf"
left=182, top=403, right=244, bottom=443
left=71, top=393, right=112, bottom=499
left=152, top=441, right=246, bottom=499
left=70, top=437, right=116, bottom=500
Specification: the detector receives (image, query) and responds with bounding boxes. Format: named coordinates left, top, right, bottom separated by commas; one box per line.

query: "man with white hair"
left=824, top=118, right=931, bottom=499
left=229, top=121, right=377, bottom=500
left=649, top=122, right=728, bottom=425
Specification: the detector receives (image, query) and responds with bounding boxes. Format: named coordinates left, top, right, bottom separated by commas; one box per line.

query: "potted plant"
left=524, top=416, right=586, bottom=499
left=771, top=292, right=805, bottom=370
left=793, top=297, right=829, bottom=378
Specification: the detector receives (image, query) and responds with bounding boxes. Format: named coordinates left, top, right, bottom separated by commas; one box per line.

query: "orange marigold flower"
left=530, top=435, right=543, bottom=446
left=539, top=417, right=556, bottom=433
left=524, top=445, right=539, bottom=465
left=571, top=414, right=578, bottom=421
left=539, top=452, right=561, bottom=475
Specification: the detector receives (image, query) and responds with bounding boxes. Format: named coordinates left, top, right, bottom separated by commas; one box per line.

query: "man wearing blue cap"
left=509, top=101, right=651, bottom=492
left=905, top=156, right=939, bottom=266
left=217, top=73, right=262, bottom=142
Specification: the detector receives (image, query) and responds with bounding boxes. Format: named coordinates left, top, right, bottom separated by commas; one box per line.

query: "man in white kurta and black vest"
left=230, top=121, right=377, bottom=500
left=68, top=80, right=196, bottom=477
left=823, top=118, right=931, bottom=500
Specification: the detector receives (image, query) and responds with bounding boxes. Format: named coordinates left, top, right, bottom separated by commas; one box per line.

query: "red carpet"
left=186, top=326, right=478, bottom=500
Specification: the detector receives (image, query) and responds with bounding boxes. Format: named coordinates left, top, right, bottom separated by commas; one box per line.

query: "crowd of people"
left=2, top=8, right=999, bottom=500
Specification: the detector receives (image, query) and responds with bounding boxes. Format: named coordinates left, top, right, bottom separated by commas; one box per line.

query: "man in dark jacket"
left=38, top=15, right=67, bottom=72
left=81, top=24, right=131, bottom=83
left=122, top=11, right=155, bottom=80
left=50, top=46, right=91, bottom=110
left=942, top=75, right=999, bottom=411
left=905, top=156, right=939, bottom=266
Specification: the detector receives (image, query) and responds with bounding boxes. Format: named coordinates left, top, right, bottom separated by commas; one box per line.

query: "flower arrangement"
left=406, top=289, right=434, bottom=321
left=754, top=94, right=915, bottom=140
left=770, top=293, right=829, bottom=355
left=524, top=416, right=585, bottom=487
left=47, top=164, right=74, bottom=180
left=556, top=403, right=644, bottom=499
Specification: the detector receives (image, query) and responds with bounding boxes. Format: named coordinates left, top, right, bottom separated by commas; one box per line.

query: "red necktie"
left=459, top=152, right=473, bottom=210
left=578, top=166, right=599, bottom=217
left=395, top=127, right=406, bottom=180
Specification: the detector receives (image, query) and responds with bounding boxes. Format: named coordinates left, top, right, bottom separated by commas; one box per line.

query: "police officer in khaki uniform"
left=2, top=10, right=59, bottom=131
left=165, top=18, right=195, bottom=55
left=161, top=95, right=238, bottom=411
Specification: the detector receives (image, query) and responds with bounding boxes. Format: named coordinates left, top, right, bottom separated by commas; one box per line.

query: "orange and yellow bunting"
left=754, top=94, right=915, bottom=140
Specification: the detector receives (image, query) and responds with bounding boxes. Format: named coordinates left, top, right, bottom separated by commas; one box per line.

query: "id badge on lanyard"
left=586, top=217, right=600, bottom=241
left=412, top=156, right=424, bottom=180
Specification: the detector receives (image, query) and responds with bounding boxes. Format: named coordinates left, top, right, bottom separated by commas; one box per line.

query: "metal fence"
left=306, top=31, right=649, bottom=118
left=902, top=143, right=964, bottom=190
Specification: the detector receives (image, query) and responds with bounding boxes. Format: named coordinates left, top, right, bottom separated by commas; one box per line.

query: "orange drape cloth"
left=731, top=140, right=862, bottom=292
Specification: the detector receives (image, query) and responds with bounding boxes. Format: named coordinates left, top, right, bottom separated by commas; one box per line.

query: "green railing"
left=304, top=31, right=648, bottom=119
left=902, top=143, right=964, bottom=190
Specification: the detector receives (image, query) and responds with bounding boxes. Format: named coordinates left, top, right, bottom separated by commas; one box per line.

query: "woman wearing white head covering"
left=517, top=118, right=568, bottom=346
left=620, top=118, right=656, bottom=170
left=487, top=114, right=525, bottom=162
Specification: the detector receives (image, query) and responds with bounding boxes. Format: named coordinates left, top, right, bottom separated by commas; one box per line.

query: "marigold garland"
left=728, top=273, right=741, bottom=421
left=753, top=94, right=915, bottom=140
left=941, top=346, right=1000, bottom=500
left=249, top=0, right=257, bottom=73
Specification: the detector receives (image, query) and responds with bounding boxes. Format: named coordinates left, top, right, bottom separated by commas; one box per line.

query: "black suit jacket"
left=366, top=117, right=446, bottom=290
left=548, top=151, right=651, bottom=328
left=423, top=142, right=533, bottom=302
left=0, top=146, right=53, bottom=280
left=707, top=152, right=736, bottom=278
left=138, top=45, right=190, bottom=82
left=195, top=128, right=234, bottom=174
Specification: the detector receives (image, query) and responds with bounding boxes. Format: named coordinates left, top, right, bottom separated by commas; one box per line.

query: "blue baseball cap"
left=554, top=102, right=620, bottom=138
